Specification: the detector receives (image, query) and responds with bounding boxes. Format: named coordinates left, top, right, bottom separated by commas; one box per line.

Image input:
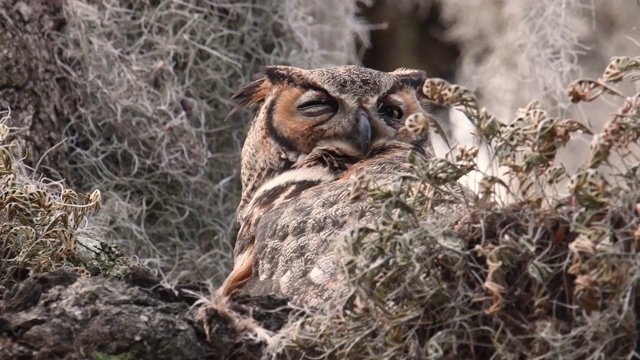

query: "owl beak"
left=356, top=109, right=372, bottom=154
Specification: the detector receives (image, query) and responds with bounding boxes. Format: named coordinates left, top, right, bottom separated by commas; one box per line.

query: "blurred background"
left=362, top=1, right=639, bottom=119
left=361, top=1, right=459, bottom=79
left=361, top=0, right=640, bottom=194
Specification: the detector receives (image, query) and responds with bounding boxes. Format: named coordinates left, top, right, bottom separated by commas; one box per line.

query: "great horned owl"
left=219, top=65, right=454, bottom=306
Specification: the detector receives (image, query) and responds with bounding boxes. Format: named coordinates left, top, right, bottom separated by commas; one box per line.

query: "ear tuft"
left=225, top=78, right=271, bottom=121
left=264, top=65, right=305, bottom=85
left=391, top=68, right=427, bottom=89
left=226, top=65, right=305, bottom=121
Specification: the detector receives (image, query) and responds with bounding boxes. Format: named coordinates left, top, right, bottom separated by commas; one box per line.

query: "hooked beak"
left=356, top=108, right=372, bottom=154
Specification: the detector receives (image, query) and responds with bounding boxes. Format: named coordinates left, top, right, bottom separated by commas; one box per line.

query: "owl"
left=219, top=65, right=459, bottom=306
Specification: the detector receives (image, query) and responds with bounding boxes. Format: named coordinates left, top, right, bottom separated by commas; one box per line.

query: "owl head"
left=229, top=65, right=433, bottom=219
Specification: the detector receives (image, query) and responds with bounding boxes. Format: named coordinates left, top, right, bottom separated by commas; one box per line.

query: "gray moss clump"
left=266, top=57, right=640, bottom=359
left=55, top=0, right=369, bottom=284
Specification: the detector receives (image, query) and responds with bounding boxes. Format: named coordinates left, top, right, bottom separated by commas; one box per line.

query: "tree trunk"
left=0, top=0, right=74, bottom=180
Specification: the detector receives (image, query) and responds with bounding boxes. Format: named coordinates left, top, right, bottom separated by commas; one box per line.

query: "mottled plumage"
left=219, top=65, right=458, bottom=306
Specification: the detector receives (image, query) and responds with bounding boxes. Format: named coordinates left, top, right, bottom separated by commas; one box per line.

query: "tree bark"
left=0, top=266, right=291, bottom=359
left=0, top=0, right=74, bottom=180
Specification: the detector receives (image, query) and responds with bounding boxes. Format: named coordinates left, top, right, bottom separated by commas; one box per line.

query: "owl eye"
left=378, top=104, right=404, bottom=120
left=297, top=94, right=337, bottom=118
